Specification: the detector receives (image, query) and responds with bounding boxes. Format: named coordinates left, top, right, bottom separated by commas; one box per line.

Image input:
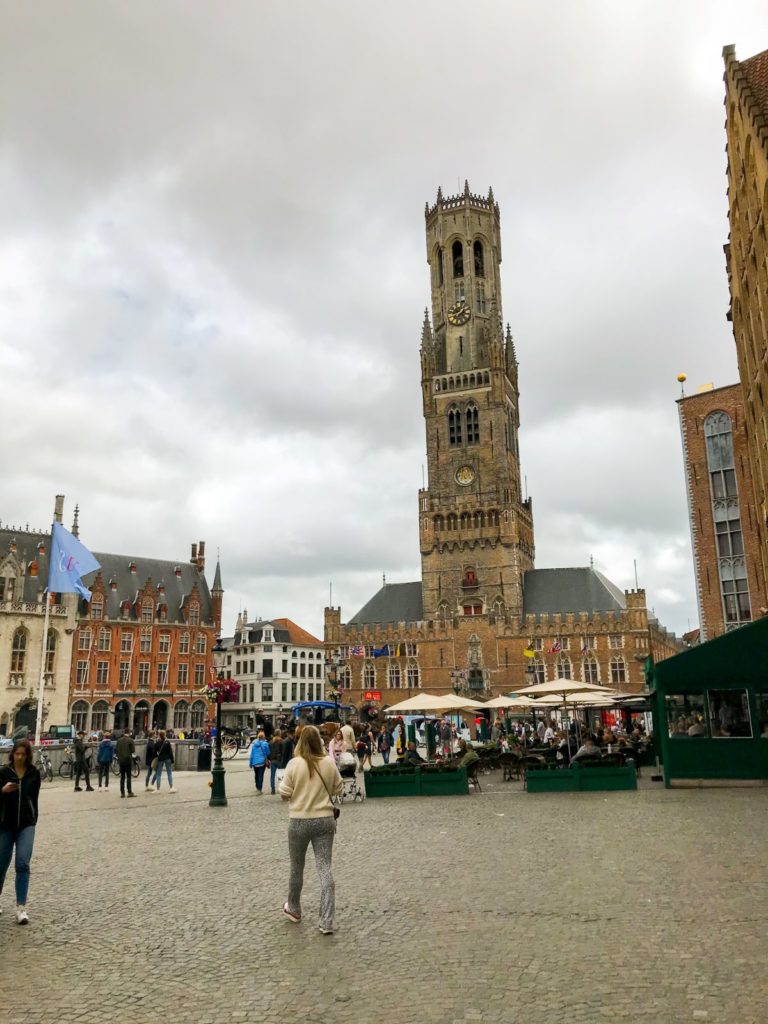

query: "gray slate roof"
left=522, top=568, right=626, bottom=617
left=0, top=528, right=51, bottom=603
left=348, top=582, right=424, bottom=625
left=83, top=552, right=214, bottom=624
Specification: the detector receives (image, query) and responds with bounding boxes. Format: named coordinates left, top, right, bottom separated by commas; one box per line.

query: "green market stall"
left=649, top=615, right=768, bottom=786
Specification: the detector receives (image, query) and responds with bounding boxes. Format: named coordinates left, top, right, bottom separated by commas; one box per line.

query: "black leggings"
left=97, top=763, right=110, bottom=787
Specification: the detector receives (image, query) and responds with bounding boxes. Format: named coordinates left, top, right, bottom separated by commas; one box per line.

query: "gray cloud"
left=1, top=0, right=765, bottom=640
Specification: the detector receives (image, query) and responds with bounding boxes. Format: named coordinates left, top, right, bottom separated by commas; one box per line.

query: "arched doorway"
left=152, top=700, right=169, bottom=730
left=114, top=700, right=132, bottom=732
left=14, top=702, right=37, bottom=735
left=133, top=701, right=150, bottom=736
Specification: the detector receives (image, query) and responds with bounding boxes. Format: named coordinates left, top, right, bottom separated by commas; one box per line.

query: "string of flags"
left=348, top=644, right=406, bottom=658
left=523, top=640, right=592, bottom=657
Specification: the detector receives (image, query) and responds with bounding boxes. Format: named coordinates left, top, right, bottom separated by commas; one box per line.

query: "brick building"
left=69, top=536, right=222, bottom=736
left=324, top=184, right=681, bottom=708
left=678, top=383, right=764, bottom=640
left=723, top=45, right=768, bottom=607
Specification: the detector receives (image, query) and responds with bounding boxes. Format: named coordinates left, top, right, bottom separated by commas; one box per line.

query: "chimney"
left=197, top=541, right=206, bottom=570
left=174, top=565, right=182, bottom=578
left=54, top=495, right=64, bottom=525
left=109, top=578, right=118, bottom=592
left=37, top=541, right=45, bottom=555
left=190, top=542, right=198, bottom=565
left=29, top=561, right=39, bottom=578
left=128, top=561, right=137, bottom=574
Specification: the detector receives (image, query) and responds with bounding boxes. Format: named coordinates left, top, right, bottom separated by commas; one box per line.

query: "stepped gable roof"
left=83, top=552, right=213, bottom=624
left=0, top=527, right=50, bottom=603
left=523, top=568, right=626, bottom=617
left=271, top=618, right=322, bottom=647
left=742, top=48, right=768, bottom=121
left=348, top=582, right=423, bottom=625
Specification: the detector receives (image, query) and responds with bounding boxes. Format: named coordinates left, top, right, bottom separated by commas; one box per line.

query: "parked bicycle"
left=110, top=752, right=141, bottom=778
left=58, top=747, right=95, bottom=779
left=35, top=749, right=53, bottom=782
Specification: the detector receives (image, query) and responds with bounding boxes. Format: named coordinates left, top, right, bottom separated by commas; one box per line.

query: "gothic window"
left=70, top=700, right=89, bottom=732
left=338, top=666, right=351, bottom=689
left=460, top=512, right=470, bottom=529
left=448, top=407, right=462, bottom=446
left=433, top=515, right=444, bottom=532
left=452, top=240, right=464, bottom=278
left=583, top=656, right=599, bottom=685
left=436, top=246, right=444, bottom=286
left=11, top=628, right=27, bottom=672
left=610, top=657, right=626, bottom=685
left=388, top=663, right=401, bottom=688
left=492, top=597, right=506, bottom=617
left=407, top=661, right=420, bottom=688
left=704, top=412, right=734, bottom=470
left=473, top=239, right=485, bottom=277
left=447, top=514, right=457, bottom=531
left=363, top=663, right=375, bottom=688
left=45, top=629, right=58, bottom=674
left=556, top=655, right=572, bottom=680
left=437, top=601, right=449, bottom=622
left=532, top=657, right=545, bottom=684
left=453, top=280, right=465, bottom=302
left=190, top=700, right=206, bottom=730
left=466, top=404, right=479, bottom=444
left=91, top=700, right=109, bottom=733
left=174, top=700, right=190, bottom=731
left=475, top=281, right=487, bottom=314
left=716, top=515, right=744, bottom=557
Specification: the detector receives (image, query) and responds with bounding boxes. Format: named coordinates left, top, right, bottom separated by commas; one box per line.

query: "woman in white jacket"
left=279, top=725, right=343, bottom=934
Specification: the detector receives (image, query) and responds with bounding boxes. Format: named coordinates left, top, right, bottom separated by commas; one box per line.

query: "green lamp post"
left=207, top=636, right=239, bottom=808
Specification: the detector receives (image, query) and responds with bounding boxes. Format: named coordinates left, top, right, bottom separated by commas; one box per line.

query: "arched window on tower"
left=466, top=404, right=479, bottom=444
left=448, top=407, right=462, bottom=446
left=452, top=240, right=464, bottom=278
left=436, top=246, right=444, bottom=286
left=475, top=281, right=487, bottom=314
left=473, top=239, right=485, bottom=277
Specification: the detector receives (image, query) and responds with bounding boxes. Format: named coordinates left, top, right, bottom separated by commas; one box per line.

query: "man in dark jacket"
left=145, top=730, right=157, bottom=790
left=115, top=730, right=136, bottom=798
left=73, top=731, right=94, bottom=792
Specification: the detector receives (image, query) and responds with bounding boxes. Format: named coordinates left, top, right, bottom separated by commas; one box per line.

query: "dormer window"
left=0, top=576, right=15, bottom=602
left=189, top=602, right=200, bottom=627
left=141, top=601, right=153, bottom=624
left=263, top=628, right=273, bottom=643
left=90, top=598, right=103, bottom=620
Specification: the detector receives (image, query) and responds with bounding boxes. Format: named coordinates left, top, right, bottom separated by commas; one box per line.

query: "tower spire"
left=71, top=504, right=80, bottom=539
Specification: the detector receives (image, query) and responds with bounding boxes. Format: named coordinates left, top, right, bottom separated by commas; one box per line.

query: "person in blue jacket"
left=249, top=731, right=271, bottom=795
left=96, top=732, right=114, bottom=791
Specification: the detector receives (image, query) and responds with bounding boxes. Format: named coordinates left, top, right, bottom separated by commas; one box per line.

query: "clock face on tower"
left=455, top=465, right=475, bottom=486
left=447, top=299, right=471, bottom=326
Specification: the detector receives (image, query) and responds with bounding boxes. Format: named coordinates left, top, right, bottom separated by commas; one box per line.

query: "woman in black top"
left=0, top=738, right=41, bottom=924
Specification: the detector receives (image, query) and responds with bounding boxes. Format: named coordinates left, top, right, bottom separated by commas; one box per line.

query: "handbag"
left=313, top=761, right=340, bottom=820
left=151, top=757, right=158, bottom=770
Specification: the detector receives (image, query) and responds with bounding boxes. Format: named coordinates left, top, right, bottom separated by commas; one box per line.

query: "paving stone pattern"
left=2, top=758, right=768, bottom=1024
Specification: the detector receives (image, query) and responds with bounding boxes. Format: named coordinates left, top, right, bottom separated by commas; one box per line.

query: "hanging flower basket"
left=201, top=678, right=241, bottom=704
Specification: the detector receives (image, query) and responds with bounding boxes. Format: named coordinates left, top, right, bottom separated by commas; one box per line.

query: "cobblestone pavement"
left=2, top=757, right=768, bottom=1024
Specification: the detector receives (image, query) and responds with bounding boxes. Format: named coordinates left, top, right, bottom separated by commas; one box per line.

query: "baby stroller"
left=337, top=751, right=365, bottom=802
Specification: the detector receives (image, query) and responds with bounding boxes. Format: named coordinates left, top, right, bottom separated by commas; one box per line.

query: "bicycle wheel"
left=131, top=759, right=140, bottom=778
left=44, top=762, right=53, bottom=783
left=59, top=760, right=72, bottom=779
left=111, top=758, right=120, bottom=776
left=222, top=738, right=238, bottom=760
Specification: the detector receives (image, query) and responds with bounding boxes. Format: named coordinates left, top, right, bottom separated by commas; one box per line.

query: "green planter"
left=364, top=768, right=420, bottom=798
left=574, top=763, right=637, bottom=792
left=526, top=768, right=578, bottom=793
left=419, top=767, right=468, bottom=796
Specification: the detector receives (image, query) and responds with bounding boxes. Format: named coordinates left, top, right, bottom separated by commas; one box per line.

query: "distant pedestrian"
left=145, top=730, right=157, bottom=790
left=0, top=738, right=40, bottom=924
left=377, top=725, right=392, bottom=764
left=279, top=725, right=342, bottom=935
left=249, top=731, right=271, bottom=795
left=73, top=731, right=94, bottom=792
left=96, top=732, right=114, bottom=791
left=340, top=721, right=356, bottom=754
left=329, top=730, right=344, bottom=764
left=152, top=731, right=175, bottom=793
left=269, top=730, right=284, bottom=795
left=440, top=719, right=452, bottom=757
left=115, top=729, right=136, bottom=798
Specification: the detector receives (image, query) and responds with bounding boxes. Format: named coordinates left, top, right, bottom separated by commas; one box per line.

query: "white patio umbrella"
left=385, top=693, right=486, bottom=714
left=483, top=695, right=538, bottom=709
left=516, top=678, right=614, bottom=698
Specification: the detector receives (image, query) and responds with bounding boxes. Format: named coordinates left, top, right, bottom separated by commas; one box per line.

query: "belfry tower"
left=419, top=183, right=535, bottom=622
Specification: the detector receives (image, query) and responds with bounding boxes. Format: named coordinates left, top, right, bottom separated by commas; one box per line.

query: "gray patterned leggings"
left=286, top=817, right=336, bottom=931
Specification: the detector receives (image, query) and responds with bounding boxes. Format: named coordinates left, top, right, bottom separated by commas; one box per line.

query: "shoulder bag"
left=312, top=760, right=340, bottom=820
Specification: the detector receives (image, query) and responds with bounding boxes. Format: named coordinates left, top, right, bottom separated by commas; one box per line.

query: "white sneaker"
left=16, top=905, right=29, bottom=925
left=169, top=787, right=177, bottom=793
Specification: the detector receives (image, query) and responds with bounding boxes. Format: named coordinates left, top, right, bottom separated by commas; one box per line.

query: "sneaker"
left=168, top=788, right=176, bottom=794
left=256, top=790, right=263, bottom=796
left=74, top=787, right=83, bottom=792
left=120, top=793, right=125, bottom=799
left=319, top=925, right=334, bottom=935
left=127, top=793, right=136, bottom=798
left=282, top=903, right=301, bottom=923
left=86, top=787, right=95, bottom=792
left=16, top=906, right=29, bottom=925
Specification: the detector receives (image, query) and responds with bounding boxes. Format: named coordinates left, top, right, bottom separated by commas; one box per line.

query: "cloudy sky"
left=1, top=1, right=765, bottom=640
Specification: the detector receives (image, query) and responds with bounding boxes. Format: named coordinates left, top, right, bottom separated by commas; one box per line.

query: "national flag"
left=372, top=645, right=389, bottom=658
left=394, top=643, right=403, bottom=656
left=548, top=640, right=561, bottom=653
left=349, top=644, right=365, bottom=657
left=523, top=647, right=535, bottom=658
left=48, top=522, right=100, bottom=601
left=581, top=643, right=590, bottom=656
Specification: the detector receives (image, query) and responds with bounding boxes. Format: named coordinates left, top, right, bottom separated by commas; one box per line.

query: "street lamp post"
left=209, top=637, right=228, bottom=808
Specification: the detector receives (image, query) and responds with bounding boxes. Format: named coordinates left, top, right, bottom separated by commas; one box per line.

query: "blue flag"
left=372, top=645, right=389, bottom=658
left=48, top=522, right=101, bottom=601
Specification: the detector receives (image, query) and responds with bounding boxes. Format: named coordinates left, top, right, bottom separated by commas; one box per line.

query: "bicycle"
left=110, top=753, right=141, bottom=778
left=58, top=747, right=95, bottom=779
left=35, top=750, right=53, bottom=782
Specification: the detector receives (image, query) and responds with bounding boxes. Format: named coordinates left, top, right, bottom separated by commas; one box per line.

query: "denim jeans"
left=97, top=763, right=110, bottom=788
left=145, top=764, right=156, bottom=788
left=155, top=761, right=173, bottom=789
left=269, top=763, right=278, bottom=793
left=0, top=826, right=35, bottom=905
left=381, top=748, right=390, bottom=764
left=253, top=765, right=266, bottom=791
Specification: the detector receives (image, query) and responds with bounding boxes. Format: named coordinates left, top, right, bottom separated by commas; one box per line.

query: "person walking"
left=268, top=730, right=284, bottom=795
left=279, top=725, right=342, bottom=935
left=152, top=730, right=175, bottom=793
left=0, top=738, right=40, bottom=924
left=340, top=720, right=356, bottom=754
left=144, top=730, right=157, bottom=790
left=73, top=730, right=94, bottom=792
left=329, top=729, right=344, bottom=764
left=249, top=731, right=271, bottom=795
left=96, top=732, right=113, bottom=791
left=115, top=729, right=136, bottom=798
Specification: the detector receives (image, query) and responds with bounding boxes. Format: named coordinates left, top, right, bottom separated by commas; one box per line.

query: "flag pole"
left=34, top=589, right=51, bottom=747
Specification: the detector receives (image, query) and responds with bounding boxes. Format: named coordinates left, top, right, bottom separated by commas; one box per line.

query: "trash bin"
left=197, top=745, right=212, bottom=772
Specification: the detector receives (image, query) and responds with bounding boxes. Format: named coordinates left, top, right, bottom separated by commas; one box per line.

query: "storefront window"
left=708, top=689, right=752, bottom=737
left=666, top=694, right=707, bottom=737
left=756, top=693, right=768, bottom=738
